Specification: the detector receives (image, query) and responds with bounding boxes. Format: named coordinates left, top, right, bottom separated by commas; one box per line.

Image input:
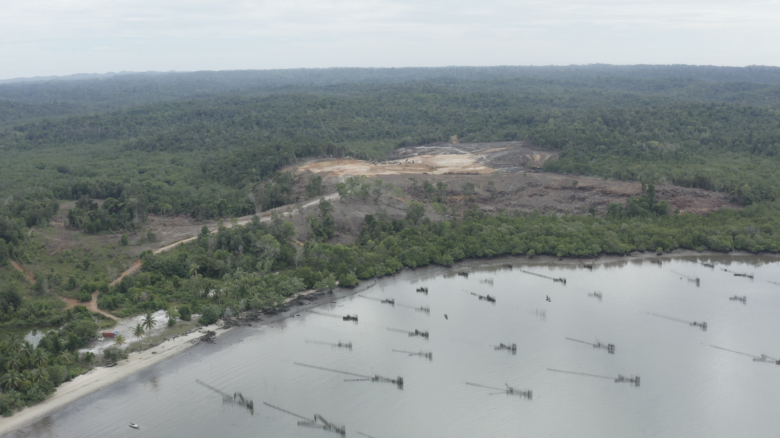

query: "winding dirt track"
left=10, top=258, right=117, bottom=319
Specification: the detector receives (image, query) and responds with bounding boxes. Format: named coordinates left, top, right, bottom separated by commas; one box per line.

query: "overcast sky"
left=1, top=0, right=778, bottom=80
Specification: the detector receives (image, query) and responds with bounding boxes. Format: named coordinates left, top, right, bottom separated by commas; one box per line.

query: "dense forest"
left=3, top=64, right=780, bottom=415
left=2, top=64, right=780, bottom=260
left=109, top=192, right=780, bottom=321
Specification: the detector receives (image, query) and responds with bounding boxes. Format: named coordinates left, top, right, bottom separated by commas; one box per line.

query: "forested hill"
left=2, top=79, right=780, bottom=207
left=1, top=65, right=780, bottom=247
left=2, top=65, right=780, bottom=117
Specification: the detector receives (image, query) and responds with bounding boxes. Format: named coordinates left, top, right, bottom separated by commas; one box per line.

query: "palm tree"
left=1, top=371, right=24, bottom=391
left=18, top=343, right=34, bottom=367
left=5, top=354, right=22, bottom=372
left=30, top=368, right=50, bottom=386
left=2, top=334, right=22, bottom=355
left=21, top=369, right=33, bottom=387
left=30, top=349, right=49, bottom=368
left=114, top=334, right=127, bottom=346
left=133, top=323, right=145, bottom=343
left=57, top=351, right=73, bottom=366
left=143, top=311, right=156, bottom=345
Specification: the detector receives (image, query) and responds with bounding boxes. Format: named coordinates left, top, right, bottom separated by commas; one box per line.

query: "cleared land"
left=6, top=142, right=736, bottom=317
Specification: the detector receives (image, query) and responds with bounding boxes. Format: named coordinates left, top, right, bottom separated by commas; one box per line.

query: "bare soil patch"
left=296, top=141, right=554, bottom=177
left=288, top=142, right=735, bottom=234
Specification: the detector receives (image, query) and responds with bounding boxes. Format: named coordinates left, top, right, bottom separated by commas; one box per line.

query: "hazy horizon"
left=4, top=63, right=780, bottom=84
left=2, top=0, right=778, bottom=81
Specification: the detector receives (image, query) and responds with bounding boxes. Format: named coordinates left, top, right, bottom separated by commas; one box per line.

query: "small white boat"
left=129, top=423, right=140, bottom=429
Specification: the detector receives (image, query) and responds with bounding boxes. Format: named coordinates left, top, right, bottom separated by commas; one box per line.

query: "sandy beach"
left=0, top=323, right=229, bottom=437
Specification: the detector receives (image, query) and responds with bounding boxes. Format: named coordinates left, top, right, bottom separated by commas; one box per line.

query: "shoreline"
left=0, top=323, right=229, bottom=436
left=1, top=248, right=773, bottom=436
left=0, top=280, right=373, bottom=437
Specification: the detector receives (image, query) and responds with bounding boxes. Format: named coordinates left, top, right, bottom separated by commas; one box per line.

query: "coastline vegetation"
left=3, top=65, right=780, bottom=416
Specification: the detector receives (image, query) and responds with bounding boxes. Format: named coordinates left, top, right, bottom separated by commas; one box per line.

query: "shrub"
left=178, top=305, right=191, bottom=321
left=103, top=347, right=128, bottom=364
left=199, top=305, right=220, bottom=325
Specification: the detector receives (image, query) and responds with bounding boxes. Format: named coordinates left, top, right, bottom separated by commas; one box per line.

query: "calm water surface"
left=9, top=255, right=780, bottom=438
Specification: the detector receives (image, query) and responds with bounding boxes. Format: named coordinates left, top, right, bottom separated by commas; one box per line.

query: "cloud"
left=0, top=0, right=778, bottom=79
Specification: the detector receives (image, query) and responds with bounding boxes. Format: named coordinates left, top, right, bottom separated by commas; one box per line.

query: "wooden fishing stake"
left=566, top=337, right=615, bottom=354
left=547, top=369, right=640, bottom=386
left=263, top=402, right=346, bottom=436
left=466, top=382, right=532, bottom=399
left=521, top=270, right=567, bottom=284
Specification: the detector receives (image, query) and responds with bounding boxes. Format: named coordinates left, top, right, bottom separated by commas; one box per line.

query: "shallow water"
left=10, top=255, right=780, bottom=438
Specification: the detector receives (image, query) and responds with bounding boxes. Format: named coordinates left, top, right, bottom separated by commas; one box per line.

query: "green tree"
left=1, top=371, right=23, bottom=391
left=133, top=323, right=145, bottom=341
left=143, top=311, right=156, bottom=345
left=178, top=305, right=192, bottom=321
left=30, top=350, right=49, bottom=368
left=57, top=352, right=73, bottom=366
left=199, top=305, right=220, bottom=325
left=103, top=347, right=128, bottom=365
left=431, top=203, right=447, bottom=221
left=114, top=334, right=126, bottom=346
left=120, top=234, right=129, bottom=246
left=4, top=355, right=22, bottom=372
left=406, top=201, right=426, bottom=224
left=82, top=352, right=95, bottom=369
left=30, top=368, right=50, bottom=385
left=305, top=175, right=323, bottom=198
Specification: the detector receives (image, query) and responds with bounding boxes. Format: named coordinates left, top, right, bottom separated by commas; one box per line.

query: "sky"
left=1, top=0, right=779, bottom=80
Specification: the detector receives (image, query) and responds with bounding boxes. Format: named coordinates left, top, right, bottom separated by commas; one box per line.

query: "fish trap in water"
left=566, top=337, right=615, bottom=354
left=196, top=379, right=255, bottom=414
left=359, top=295, right=395, bottom=306
left=547, top=369, right=640, bottom=387
left=294, top=362, right=404, bottom=388
left=466, top=382, right=532, bottom=399
left=306, top=340, right=352, bottom=350
left=521, top=270, right=566, bottom=285
left=387, top=327, right=429, bottom=339
left=470, top=292, right=496, bottom=303
left=308, top=310, right=358, bottom=323
left=263, top=402, right=346, bottom=436
left=709, top=345, right=780, bottom=365
left=494, top=343, right=517, bottom=354
left=588, top=292, right=603, bottom=300
left=648, top=312, right=707, bottom=331
left=392, top=349, right=432, bottom=360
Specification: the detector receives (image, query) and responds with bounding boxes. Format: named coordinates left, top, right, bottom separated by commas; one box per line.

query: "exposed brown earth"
left=292, top=141, right=736, bottom=219
left=109, top=260, right=141, bottom=287
left=85, top=290, right=120, bottom=321
left=296, top=141, right=555, bottom=177
left=10, top=259, right=35, bottom=283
